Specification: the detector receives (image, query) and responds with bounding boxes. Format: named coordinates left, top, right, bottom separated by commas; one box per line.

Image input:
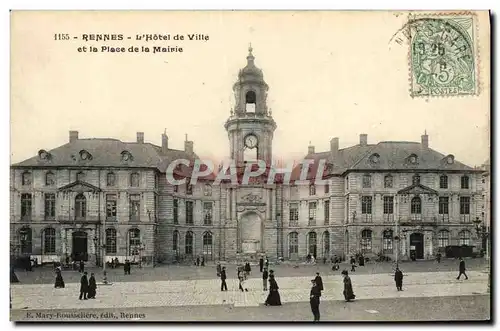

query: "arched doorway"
left=410, top=233, right=424, bottom=260
left=239, top=212, right=262, bottom=253
left=72, top=231, right=88, bottom=261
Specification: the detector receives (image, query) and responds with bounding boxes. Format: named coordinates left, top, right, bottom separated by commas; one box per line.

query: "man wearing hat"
left=310, top=279, right=322, bottom=322
left=341, top=270, right=355, bottom=302
left=314, top=272, right=324, bottom=292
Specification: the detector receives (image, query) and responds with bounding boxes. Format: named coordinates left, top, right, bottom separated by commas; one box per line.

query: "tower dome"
left=237, top=45, right=267, bottom=85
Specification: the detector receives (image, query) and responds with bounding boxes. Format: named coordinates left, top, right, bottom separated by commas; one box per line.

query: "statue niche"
left=239, top=211, right=262, bottom=253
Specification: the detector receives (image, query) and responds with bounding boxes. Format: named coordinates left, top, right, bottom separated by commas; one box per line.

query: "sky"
left=10, top=11, right=490, bottom=167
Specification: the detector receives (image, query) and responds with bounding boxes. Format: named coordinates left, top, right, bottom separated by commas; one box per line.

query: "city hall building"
left=10, top=48, right=485, bottom=265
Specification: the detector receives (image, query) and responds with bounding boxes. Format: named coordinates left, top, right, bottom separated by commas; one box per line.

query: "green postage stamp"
left=408, top=13, right=478, bottom=97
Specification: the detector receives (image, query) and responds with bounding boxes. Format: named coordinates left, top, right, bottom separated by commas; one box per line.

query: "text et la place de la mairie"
left=10, top=48, right=490, bottom=266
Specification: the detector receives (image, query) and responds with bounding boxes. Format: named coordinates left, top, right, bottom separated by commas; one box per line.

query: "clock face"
left=245, top=134, right=258, bottom=148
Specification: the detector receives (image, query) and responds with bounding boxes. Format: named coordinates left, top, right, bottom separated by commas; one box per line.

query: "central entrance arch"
left=72, top=230, right=88, bottom=261
left=409, top=233, right=424, bottom=260
left=239, top=212, right=263, bottom=253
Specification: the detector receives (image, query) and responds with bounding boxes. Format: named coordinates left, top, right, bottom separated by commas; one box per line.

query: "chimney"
left=359, top=134, right=368, bottom=146
left=161, top=130, right=168, bottom=153
left=184, top=134, right=194, bottom=154
left=421, top=130, right=429, bottom=149
left=69, top=130, right=79, bottom=143
left=136, top=132, right=144, bottom=144
left=308, top=142, right=315, bottom=154
left=330, top=137, right=339, bottom=155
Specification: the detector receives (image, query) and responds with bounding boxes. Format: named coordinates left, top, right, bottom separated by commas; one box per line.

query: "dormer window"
left=369, top=153, right=380, bottom=164
left=38, top=149, right=52, bottom=161
left=121, top=151, right=133, bottom=162
left=408, top=154, right=418, bottom=165
left=79, top=150, right=92, bottom=161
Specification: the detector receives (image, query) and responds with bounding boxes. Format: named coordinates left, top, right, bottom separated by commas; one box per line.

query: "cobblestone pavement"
left=11, top=270, right=489, bottom=310
left=11, top=295, right=490, bottom=321
left=13, top=258, right=488, bottom=284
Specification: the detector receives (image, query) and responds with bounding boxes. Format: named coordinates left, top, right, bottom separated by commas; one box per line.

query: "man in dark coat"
left=196, top=256, right=200, bottom=266
left=79, top=272, right=89, bottom=300
left=259, top=257, right=264, bottom=272
left=262, top=268, right=269, bottom=291
left=220, top=266, right=228, bottom=291
left=79, top=260, right=85, bottom=273
left=201, top=256, right=205, bottom=267
left=342, top=270, right=355, bottom=302
left=314, top=272, right=324, bottom=292
left=394, top=267, right=403, bottom=291
left=54, top=268, right=65, bottom=288
left=457, top=258, right=468, bottom=280
left=310, top=279, right=322, bottom=322
left=88, top=273, right=97, bottom=299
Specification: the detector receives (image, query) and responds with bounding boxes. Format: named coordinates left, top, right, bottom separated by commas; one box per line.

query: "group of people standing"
left=79, top=272, right=97, bottom=300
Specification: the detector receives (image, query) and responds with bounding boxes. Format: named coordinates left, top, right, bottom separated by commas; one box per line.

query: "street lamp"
left=93, top=236, right=99, bottom=266
left=93, top=236, right=110, bottom=285
left=473, top=216, right=490, bottom=293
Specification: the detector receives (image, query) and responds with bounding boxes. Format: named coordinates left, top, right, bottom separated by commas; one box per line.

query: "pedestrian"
left=314, top=272, right=324, bottom=292
left=457, top=258, right=468, bottom=280
left=394, top=267, right=403, bottom=291
left=88, top=273, right=97, bottom=299
left=54, top=268, right=65, bottom=288
left=350, top=259, right=357, bottom=272
left=216, top=262, right=222, bottom=277
left=244, top=261, right=251, bottom=278
left=238, top=272, right=248, bottom=292
left=79, top=260, right=85, bottom=273
left=265, top=256, right=269, bottom=270
left=201, top=256, right=205, bottom=267
left=358, top=254, right=365, bottom=267
left=259, top=257, right=264, bottom=272
left=79, top=271, right=89, bottom=300
left=310, top=279, right=321, bottom=322
left=262, top=268, right=269, bottom=291
left=196, top=256, right=200, bottom=267
left=220, top=266, right=228, bottom=291
left=264, top=271, right=281, bottom=306
left=436, top=252, right=441, bottom=263
left=341, top=270, right=355, bottom=302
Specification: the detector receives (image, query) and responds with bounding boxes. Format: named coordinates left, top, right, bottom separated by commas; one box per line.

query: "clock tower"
left=225, top=46, right=277, bottom=165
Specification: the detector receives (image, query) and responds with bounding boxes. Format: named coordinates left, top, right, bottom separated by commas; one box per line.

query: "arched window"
left=308, top=232, right=317, bottom=258
left=204, top=184, right=212, bottom=196
left=461, top=176, right=470, bottom=189
left=384, top=174, right=393, bottom=188
left=185, top=231, right=194, bottom=255
left=75, top=194, right=87, bottom=220
left=130, top=173, right=140, bottom=187
left=245, top=90, right=257, bottom=112
left=106, top=228, right=117, bottom=254
left=45, top=172, right=55, bottom=186
left=128, top=228, right=141, bottom=256
left=22, top=171, right=32, bottom=186
left=438, top=230, right=449, bottom=248
left=322, top=231, right=330, bottom=258
left=202, top=232, right=213, bottom=259
left=76, top=171, right=85, bottom=181
left=43, top=227, right=56, bottom=254
left=411, top=197, right=422, bottom=220
left=173, top=231, right=180, bottom=256
left=439, top=175, right=448, bottom=189
left=107, top=172, right=116, bottom=186
left=361, top=229, right=372, bottom=253
left=383, top=230, right=393, bottom=253
left=459, top=230, right=471, bottom=246
left=19, top=227, right=32, bottom=254
left=288, top=232, right=298, bottom=257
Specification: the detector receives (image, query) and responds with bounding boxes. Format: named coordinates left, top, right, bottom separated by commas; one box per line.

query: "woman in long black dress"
left=54, top=268, right=65, bottom=288
left=341, top=270, right=355, bottom=302
left=88, top=273, right=97, bottom=299
left=265, top=272, right=282, bottom=306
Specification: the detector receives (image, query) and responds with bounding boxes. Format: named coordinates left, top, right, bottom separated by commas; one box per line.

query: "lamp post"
left=92, top=236, right=99, bottom=266
left=473, top=217, right=490, bottom=293
left=93, top=236, right=109, bottom=284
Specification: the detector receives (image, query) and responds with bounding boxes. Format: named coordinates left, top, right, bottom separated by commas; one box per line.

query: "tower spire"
left=247, top=43, right=255, bottom=64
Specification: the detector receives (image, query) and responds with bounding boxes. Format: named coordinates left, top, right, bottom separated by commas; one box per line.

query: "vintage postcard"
left=9, top=10, right=490, bottom=322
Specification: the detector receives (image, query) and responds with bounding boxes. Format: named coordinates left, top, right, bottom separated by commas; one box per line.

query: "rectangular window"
left=461, top=176, right=469, bottom=189
left=439, top=176, right=448, bottom=189
left=44, top=193, right=56, bottom=219
left=324, top=184, right=329, bottom=194
left=186, top=201, right=194, bottom=225
left=289, top=203, right=299, bottom=227
left=362, top=175, right=371, bottom=188
left=203, top=202, right=213, bottom=225
left=361, top=196, right=373, bottom=222
left=186, top=180, right=193, bottom=195
left=106, top=194, right=117, bottom=221
left=129, top=194, right=140, bottom=221
left=173, top=199, right=178, bottom=224
left=309, top=185, right=316, bottom=196
left=439, top=197, right=449, bottom=215
left=308, top=202, right=317, bottom=225
left=324, top=201, right=330, bottom=225
left=21, top=193, right=32, bottom=220
left=383, top=196, right=394, bottom=214
left=460, top=196, right=470, bottom=223
left=384, top=175, right=393, bottom=188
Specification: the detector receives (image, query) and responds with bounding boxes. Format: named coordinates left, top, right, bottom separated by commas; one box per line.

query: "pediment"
left=398, top=183, right=437, bottom=195
left=58, top=180, right=101, bottom=193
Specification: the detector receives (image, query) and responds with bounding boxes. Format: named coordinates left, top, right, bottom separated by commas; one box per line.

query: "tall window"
left=43, top=228, right=56, bottom=254
left=308, top=232, right=317, bottom=257
left=322, top=231, right=330, bottom=258
left=308, top=202, right=317, bottom=225
left=362, top=174, right=371, bottom=188
left=289, top=203, right=299, bottom=227
left=128, top=228, right=141, bottom=256
left=173, top=231, right=179, bottom=253
left=21, top=193, right=32, bottom=220
left=186, top=179, right=193, bottom=195
left=439, top=175, right=448, bottom=189
left=130, top=173, right=140, bottom=187
left=129, top=194, right=141, bottom=221
left=361, top=196, right=373, bottom=222
left=204, top=184, right=212, bottom=196
left=461, top=176, right=469, bottom=189
left=76, top=171, right=85, bottom=181
left=459, top=230, right=471, bottom=246
left=412, top=174, right=421, bottom=185
left=75, top=194, right=86, bottom=220
left=202, top=232, right=213, bottom=258
left=106, top=194, right=117, bottom=221
left=460, top=196, right=470, bottom=223
left=107, top=172, right=116, bottom=186
left=45, top=172, right=55, bottom=186
left=324, top=201, right=330, bottom=225
left=439, top=197, right=449, bottom=221
left=203, top=202, right=213, bottom=225
left=19, top=227, right=32, bottom=254
left=410, top=197, right=422, bottom=220
left=186, top=201, right=194, bottom=225
left=383, top=196, right=394, bottom=214
left=309, top=184, right=316, bottom=196
left=438, top=230, right=449, bottom=248
left=106, top=228, right=117, bottom=254
left=185, top=231, right=194, bottom=255
left=383, top=230, right=393, bottom=253
left=384, top=175, right=393, bottom=188
left=173, top=199, right=178, bottom=224
left=288, top=232, right=299, bottom=256
left=361, top=229, right=372, bottom=253
left=44, top=193, right=56, bottom=219
left=22, top=172, right=32, bottom=186
left=324, top=184, right=329, bottom=194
